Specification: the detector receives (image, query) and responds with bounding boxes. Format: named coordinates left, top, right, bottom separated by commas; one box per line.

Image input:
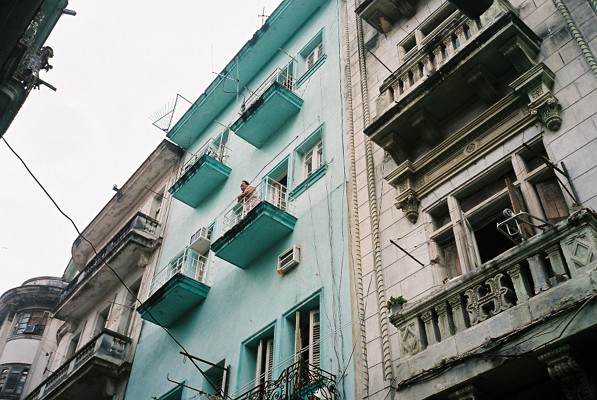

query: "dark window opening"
left=473, top=215, right=517, bottom=263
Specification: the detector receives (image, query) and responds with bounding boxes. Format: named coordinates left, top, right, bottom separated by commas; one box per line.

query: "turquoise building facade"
left=126, top=1, right=354, bottom=399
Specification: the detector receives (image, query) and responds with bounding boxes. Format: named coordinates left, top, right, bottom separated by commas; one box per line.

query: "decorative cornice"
left=552, top=0, right=597, bottom=76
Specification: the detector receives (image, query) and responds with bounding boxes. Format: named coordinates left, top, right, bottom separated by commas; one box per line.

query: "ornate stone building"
left=343, top=0, right=597, bottom=399
left=0, top=277, right=66, bottom=399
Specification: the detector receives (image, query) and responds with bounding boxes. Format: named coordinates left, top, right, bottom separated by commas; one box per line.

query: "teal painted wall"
left=125, top=1, right=354, bottom=399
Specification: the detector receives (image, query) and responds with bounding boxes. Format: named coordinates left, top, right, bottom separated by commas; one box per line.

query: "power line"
left=2, top=137, right=228, bottom=399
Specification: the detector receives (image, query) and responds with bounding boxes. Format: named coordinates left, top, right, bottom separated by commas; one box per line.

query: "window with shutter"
left=0, top=365, right=29, bottom=395
left=12, top=310, right=48, bottom=336
left=308, top=310, right=321, bottom=369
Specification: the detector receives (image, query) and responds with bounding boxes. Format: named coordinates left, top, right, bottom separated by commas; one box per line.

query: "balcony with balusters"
left=54, top=212, right=161, bottom=322
left=366, top=0, right=544, bottom=168
left=24, top=329, right=130, bottom=400
left=389, top=209, right=597, bottom=397
left=169, top=137, right=232, bottom=208
left=138, top=228, right=213, bottom=327
left=211, top=178, right=297, bottom=269
left=230, top=60, right=303, bottom=148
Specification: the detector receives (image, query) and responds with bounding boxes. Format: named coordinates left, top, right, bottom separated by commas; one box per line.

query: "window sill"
left=295, top=55, right=327, bottom=88
left=289, top=165, right=326, bottom=198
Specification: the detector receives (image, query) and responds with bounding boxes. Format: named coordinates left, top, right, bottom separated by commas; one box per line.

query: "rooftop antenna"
left=149, top=94, right=192, bottom=133
left=259, top=7, right=269, bottom=26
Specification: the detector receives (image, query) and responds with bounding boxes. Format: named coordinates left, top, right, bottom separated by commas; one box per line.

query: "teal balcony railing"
left=169, top=137, right=232, bottom=208
left=211, top=178, right=297, bottom=269
left=138, top=247, right=211, bottom=327
left=231, top=62, right=303, bottom=148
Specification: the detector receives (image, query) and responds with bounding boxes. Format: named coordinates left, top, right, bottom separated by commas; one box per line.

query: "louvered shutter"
left=308, top=310, right=320, bottom=369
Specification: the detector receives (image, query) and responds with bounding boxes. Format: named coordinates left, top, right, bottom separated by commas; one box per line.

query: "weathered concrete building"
left=23, top=140, right=182, bottom=400
left=344, top=0, right=597, bottom=399
left=125, top=1, right=355, bottom=399
left=0, top=277, right=66, bottom=399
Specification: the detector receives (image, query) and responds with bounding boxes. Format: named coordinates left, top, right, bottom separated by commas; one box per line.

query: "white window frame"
left=303, top=141, right=323, bottom=179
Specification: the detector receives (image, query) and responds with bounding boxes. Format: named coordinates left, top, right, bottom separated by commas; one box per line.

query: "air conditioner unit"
left=189, top=226, right=212, bottom=254
left=277, top=245, right=300, bottom=275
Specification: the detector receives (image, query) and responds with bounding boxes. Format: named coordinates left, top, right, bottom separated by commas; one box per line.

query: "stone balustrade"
left=25, top=329, right=130, bottom=400
left=390, top=209, right=597, bottom=360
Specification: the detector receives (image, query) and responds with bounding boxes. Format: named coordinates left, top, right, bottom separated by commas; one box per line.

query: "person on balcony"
left=237, top=180, right=260, bottom=216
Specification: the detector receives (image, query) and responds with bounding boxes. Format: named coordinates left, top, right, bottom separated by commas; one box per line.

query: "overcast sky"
left=0, top=0, right=283, bottom=295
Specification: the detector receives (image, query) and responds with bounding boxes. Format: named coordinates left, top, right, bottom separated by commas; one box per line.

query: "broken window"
left=12, top=310, right=48, bottom=336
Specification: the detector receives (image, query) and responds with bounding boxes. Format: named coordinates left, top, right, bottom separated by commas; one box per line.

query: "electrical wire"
left=2, top=137, right=228, bottom=399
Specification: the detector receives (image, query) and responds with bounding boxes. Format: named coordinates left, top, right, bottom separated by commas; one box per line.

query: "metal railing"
left=61, top=212, right=160, bottom=301
left=243, top=61, right=296, bottom=112
left=25, top=330, right=130, bottom=400
left=150, top=247, right=210, bottom=295
left=222, top=177, right=294, bottom=232
left=181, top=137, right=231, bottom=177
left=233, top=361, right=338, bottom=400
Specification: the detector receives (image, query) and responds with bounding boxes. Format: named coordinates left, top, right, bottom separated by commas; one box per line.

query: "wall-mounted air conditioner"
left=189, top=226, right=212, bottom=255
left=277, top=245, right=300, bottom=275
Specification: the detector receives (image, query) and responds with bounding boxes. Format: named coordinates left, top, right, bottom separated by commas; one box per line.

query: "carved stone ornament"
left=396, top=190, right=420, bottom=223
left=538, top=96, right=562, bottom=131
left=510, top=63, right=562, bottom=131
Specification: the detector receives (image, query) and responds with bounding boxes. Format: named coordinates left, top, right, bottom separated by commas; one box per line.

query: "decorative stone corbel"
left=510, top=63, right=562, bottom=131
left=538, top=344, right=597, bottom=400
left=396, top=188, right=420, bottom=223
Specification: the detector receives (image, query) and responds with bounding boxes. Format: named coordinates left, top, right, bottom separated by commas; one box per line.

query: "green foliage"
left=386, top=295, right=407, bottom=310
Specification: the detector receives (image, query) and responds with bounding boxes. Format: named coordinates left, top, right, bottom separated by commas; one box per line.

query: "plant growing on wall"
left=386, top=295, right=407, bottom=310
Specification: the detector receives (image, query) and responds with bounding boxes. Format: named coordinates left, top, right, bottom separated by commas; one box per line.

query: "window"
left=306, top=43, right=323, bottom=70
left=264, top=159, right=289, bottom=211
left=255, top=338, right=274, bottom=387
left=304, top=141, right=323, bottom=178
left=12, top=310, right=48, bottom=336
left=204, top=360, right=227, bottom=398
left=293, top=308, right=320, bottom=370
left=292, top=126, right=325, bottom=198
left=296, top=30, right=326, bottom=87
left=0, top=365, right=29, bottom=396
left=426, top=143, right=570, bottom=280
left=94, top=305, right=110, bottom=335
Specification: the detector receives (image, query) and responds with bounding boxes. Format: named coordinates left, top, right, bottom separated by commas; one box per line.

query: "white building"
left=344, top=0, right=597, bottom=399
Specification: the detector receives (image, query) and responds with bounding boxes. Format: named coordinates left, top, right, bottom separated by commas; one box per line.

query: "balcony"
left=138, top=247, right=210, bottom=327
left=169, top=138, right=232, bottom=208
left=230, top=63, right=303, bottom=148
left=389, top=209, right=597, bottom=396
left=366, top=2, right=549, bottom=205
left=25, top=329, right=130, bottom=400
left=55, top=212, right=161, bottom=321
left=233, top=361, right=338, bottom=400
left=211, top=178, right=297, bottom=269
